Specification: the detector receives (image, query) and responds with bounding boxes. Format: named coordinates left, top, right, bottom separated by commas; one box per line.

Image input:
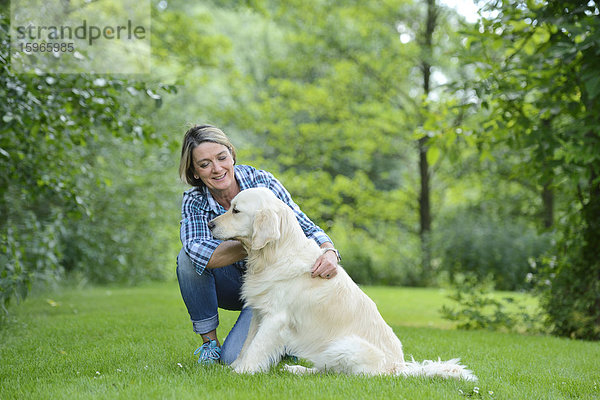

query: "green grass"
left=1, top=282, right=599, bottom=399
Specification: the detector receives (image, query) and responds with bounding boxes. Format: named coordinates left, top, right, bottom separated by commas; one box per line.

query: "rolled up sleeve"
left=180, top=195, right=222, bottom=276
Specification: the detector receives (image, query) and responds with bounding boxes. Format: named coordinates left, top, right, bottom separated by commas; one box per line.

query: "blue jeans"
left=176, top=248, right=252, bottom=365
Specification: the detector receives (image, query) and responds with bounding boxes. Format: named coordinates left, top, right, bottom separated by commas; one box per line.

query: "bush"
left=433, top=211, right=552, bottom=290
left=1, top=207, right=64, bottom=315
left=59, top=139, right=181, bottom=285
left=329, top=219, right=422, bottom=286
left=439, top=276, right=545, bottom=333
left=534, top=212, right=600, bottom=340
left=1, top=136, right=180, bottom=318
left=0, top=9, right=173, bottom=311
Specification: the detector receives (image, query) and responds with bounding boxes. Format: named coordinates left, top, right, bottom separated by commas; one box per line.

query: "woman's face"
left=192, top=142, right=236, bottom=193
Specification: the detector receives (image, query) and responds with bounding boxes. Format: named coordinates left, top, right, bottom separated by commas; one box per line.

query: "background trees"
left=465, top=0, right=600, bottom=339
left=2, top=0, right=598, bottom=339
left=0, top=8, right=178, bottom=310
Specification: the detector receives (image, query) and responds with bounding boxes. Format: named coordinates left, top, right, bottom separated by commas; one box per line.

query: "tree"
left=200, top=0, right=424, bottom=284
left=468, top=0, right=600, bottom=339
left=0, top=5, right=173, bottom=313
left=206, top=0, right=480, bottom=285
left=417, top=0, right=439, bottom=280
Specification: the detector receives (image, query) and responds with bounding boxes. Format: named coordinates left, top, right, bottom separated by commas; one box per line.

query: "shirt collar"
left=202, top=187, right=223, bottom=214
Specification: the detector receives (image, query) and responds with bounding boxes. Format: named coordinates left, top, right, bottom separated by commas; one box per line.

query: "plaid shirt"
left=180, top=164, right=333, bottom=275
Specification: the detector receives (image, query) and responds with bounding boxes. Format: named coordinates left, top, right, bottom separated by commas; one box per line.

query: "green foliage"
left=0, top=208, right=64, bottom=314
left=0, top=8, right=175, bottom=313
left=151, top=3, right=232, bottom=78
left=465, top=0, right=600, bottom=339
left=58, top=138, right=181, bottom=285
left=440, top=277, right=544, bottom=333
left=329, top=219, right=422, bottom=286
left=434, top=210, right=552, bottom=290
left=533, top=214, right=600, bottom=340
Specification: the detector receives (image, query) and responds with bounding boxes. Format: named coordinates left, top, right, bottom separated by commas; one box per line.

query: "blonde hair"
left=179, top=125, right=237, bottom=187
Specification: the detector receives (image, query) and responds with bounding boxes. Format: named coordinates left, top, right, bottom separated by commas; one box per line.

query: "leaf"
left=46, top=299, right=59, bottom=307
left=583, top=74, right=600, bottom=100
left=427, top=146, right=441, bottom=165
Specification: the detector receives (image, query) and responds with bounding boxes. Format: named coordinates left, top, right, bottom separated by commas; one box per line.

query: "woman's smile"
left=192, top=142, right=238, bottom=199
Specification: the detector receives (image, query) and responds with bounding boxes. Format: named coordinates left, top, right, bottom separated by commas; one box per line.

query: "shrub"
left=534, top=214, right=600, bottom=340
left=329, top=219, right=422, bottom=286
left=0, top=7, right=172, bottom=311
left=59, top=140, right=181, bottom=285
left=440, top=276, right=545, bottom=333
left=433, top=211, right=552, bottom=290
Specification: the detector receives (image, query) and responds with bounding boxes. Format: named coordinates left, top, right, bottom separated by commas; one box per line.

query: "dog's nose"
left=208, top=220, right=215, bottom=230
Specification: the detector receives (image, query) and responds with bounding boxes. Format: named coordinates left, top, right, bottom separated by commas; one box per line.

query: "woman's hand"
left=311, top=246, right=339, bottom=279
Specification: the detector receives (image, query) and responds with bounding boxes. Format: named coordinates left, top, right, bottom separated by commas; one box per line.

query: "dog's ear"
left=251, top=208, right=281, bottom=250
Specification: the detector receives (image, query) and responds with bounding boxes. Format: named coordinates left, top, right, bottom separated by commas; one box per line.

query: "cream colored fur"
left=210, top=188, right=476, bottom=380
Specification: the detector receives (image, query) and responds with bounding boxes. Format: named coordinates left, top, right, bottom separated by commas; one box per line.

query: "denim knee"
left=221, top=307, right=253, bottom=365
left=176, top=248, right=245, bottom=337
left=177, top=248, right=220, bottom=333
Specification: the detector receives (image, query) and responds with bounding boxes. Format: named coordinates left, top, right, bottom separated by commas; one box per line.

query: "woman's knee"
left=177, top=248, right=218, bottom=323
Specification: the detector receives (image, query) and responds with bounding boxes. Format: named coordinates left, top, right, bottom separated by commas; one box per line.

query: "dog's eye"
left=232, top=208, right=240, bottom=214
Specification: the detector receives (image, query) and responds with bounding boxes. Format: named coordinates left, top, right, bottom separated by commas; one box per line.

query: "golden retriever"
left=210, top=187, right=476, bottom=380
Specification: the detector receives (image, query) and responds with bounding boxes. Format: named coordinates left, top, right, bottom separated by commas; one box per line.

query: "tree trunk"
left=583, top=167, right=600, bottom=328
left=418, top=0, right=437, bottom=280
left=418, top=136, right=432, bottom=276
left=540, top=119, right=554, bottom=229
left=542, top=182, right=554, bottom=229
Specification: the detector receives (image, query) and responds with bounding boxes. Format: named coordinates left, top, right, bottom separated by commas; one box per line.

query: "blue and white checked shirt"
left=180, top=164, right=333, bottom=275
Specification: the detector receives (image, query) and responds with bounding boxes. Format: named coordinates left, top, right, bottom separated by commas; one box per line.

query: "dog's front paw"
left=231, top=360, right=258, bottom=375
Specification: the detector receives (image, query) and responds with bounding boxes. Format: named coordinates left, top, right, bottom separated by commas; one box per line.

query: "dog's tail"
left=396, top=357, right=477, bottom=381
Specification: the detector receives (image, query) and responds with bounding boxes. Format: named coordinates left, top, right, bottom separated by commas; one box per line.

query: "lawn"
left=1, top=281, right=599, bottom=399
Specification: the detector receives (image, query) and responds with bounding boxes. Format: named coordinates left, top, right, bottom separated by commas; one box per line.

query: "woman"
left=177, top=125, right=341, bottom=365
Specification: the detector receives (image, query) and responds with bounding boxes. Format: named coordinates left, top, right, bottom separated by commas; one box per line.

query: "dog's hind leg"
left=311, top=335, right=387, bottom=375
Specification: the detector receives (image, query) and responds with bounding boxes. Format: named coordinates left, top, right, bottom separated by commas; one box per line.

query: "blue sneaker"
left=282, top=354, right=299, bottom=364
left=194, top=339, right=221, bottom=365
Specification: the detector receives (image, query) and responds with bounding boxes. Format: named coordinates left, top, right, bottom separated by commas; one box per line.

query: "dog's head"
left=210, top=187, right=291, bottom=251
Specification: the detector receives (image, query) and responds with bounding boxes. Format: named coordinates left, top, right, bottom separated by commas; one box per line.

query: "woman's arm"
left=205, top=240, right=247, bottom=269
left=181, top=190, right=246, bottom=274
